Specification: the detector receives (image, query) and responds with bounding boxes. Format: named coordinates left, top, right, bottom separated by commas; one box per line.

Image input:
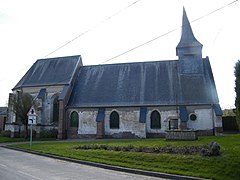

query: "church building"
left=6, top=8, right=223, bottom=139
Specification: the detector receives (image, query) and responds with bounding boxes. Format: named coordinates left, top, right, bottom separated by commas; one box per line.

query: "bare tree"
left=11, top=91, right=35, bottom=139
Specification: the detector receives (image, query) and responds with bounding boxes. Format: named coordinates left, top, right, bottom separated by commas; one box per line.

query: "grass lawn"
left=0, top=135, right=57, bottom=143
left=10, top=134, right=240, bottom=180
left=0, top=136, right=25, bottom=143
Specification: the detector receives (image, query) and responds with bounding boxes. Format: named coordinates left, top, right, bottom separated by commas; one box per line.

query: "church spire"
left=176, top=7, right=202, bottom=57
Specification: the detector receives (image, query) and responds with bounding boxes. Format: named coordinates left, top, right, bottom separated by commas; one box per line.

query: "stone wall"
left=21, top=86, right=64, bottom=125
left=196, top=129, right=213, bottom=136
left=68, top=106, right=180, bottom=139
left=67, top=107, right=146, bottom=138
left=104, top=107, right=146, bottom=138
left=68, top=127, right=79, bottom=138
left=7, top=86, right=64, bottom=126
left=187, top=107, right=213, bottom=131
left=4, top=123, right=57, bottom=138
left=146, top=107, right=178, bottom=135
left=67, top=105, right=220, bottom=139
left=77, top=109, right=97, bottom=136
left=6, top=86, right=64, bottom=137
left=5, top=123, right=20, bottom=137
left=165, top=130, right=198, bottom=140
left=65, top=109, right=97, bottom=138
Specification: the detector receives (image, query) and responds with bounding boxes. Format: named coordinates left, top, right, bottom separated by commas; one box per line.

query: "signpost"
left=27, top=106, right=37, bottom=147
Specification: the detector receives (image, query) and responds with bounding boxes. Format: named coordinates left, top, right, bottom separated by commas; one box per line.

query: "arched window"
left=52, top=95, right=59, bottom=123
left=110, top=111, right=119, bottom=129
left=70, top=111, right=79, bottom=127
left=150, top=110, right=161, bottom=129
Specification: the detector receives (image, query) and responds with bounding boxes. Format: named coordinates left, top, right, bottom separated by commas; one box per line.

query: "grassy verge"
left=0, top=136, right=25, bottom=143
left=10, top=134, right=240, bottom=180
left=0, top=136, right=56, bottom=143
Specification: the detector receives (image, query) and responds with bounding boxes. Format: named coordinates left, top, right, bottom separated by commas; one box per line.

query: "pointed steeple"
left=176, top=7, right=202, bottom=57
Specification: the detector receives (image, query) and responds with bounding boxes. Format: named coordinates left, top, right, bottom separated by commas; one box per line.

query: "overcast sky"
left=0, top=0, right=239, bottom=109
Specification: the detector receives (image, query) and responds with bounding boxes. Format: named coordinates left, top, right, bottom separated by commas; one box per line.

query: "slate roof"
left=68, top=58, right=219, bottom=108
left=13, top=55, right=82, bottom=89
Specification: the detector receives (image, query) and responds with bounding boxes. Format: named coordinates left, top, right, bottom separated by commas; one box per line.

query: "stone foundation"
left=214, top=127, right=223, bottom=135
left=146, top=133, right=165, bottom=138
left=68, top=127, right=78, bottom=139
left=196, top=129, right=214, bottom=136
left=4, top=124, right=21, bottom=138
left=77, top=134, right=96, bottom=139
left=107, top=132, right=138, bottom=139
left=165, top=130, right=198, bottom=140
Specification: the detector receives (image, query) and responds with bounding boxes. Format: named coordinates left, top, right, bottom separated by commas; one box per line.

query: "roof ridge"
left=38, top=55, right=81, bottom=61
left=83, top=59, right=178, bottom=68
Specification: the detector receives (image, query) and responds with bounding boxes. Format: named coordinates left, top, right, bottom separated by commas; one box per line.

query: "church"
left=6, top=8, right=223, bottom=139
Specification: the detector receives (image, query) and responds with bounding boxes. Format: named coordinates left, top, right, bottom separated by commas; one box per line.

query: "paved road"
left=0, top=147, right=164, bottom=180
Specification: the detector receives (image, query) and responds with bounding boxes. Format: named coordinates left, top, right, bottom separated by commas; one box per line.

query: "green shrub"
left=39, top=129, right=58, bottom=138
left=19, top=130, right=36, bottom=138
left=222, top=116, right=239, bottom=131
left=1, top=130, right=11, bottom=137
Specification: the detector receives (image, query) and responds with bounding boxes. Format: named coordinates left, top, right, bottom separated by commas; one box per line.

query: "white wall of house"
left=187, top=107, right=213, bottom=130
left=67, top=105, right=220, bottom=138
left=146, top=107, right=178, bottom=134
left=104, top=107, right=146, bottom=138
left=77, top=109, right=97, bottom=135
left=71, top=107, right=146, bottom=138
left=74, top=106, right=179, bottom=138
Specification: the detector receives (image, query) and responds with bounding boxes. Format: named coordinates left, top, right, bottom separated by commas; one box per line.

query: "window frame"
left=70, top=111, right=79, bottom=127
left=52, top=95, right=59, bottom=123
left=169, top=119, right=178, bottom=130
left=110, top=111, right=119, bottom=129
left=150, top=110, right=161, bottom=129
left=189, top=113, right=197, bottom=121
